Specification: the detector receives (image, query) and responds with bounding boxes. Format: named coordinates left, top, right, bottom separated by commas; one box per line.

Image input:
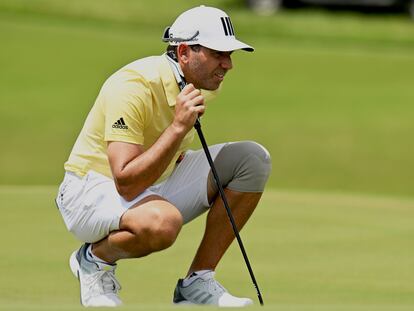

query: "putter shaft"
left=194, top=119, right=264, bottom=306
left=176, top=79, right=264, bottom=305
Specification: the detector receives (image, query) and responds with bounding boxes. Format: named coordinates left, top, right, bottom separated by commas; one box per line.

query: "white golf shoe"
left=69, top=244, right=122, bottom=307
left=173, top=270, right=253, bottom=307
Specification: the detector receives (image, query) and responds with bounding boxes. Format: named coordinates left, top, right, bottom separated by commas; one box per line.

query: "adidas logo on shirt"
left=112, top=117, right=128, bottom=130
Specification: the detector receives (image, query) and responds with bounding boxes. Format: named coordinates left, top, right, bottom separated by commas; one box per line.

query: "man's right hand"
left=173, top=83, right=205, bottom=133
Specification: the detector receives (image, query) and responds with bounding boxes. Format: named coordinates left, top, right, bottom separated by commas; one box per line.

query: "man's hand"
left=173, top=83, right=205, bottom=133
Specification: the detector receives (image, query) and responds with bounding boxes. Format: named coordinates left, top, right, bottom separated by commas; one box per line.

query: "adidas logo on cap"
left=112, top=117, right=128, bottom=130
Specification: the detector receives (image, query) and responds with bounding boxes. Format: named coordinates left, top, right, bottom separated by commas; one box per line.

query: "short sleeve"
left=102, top=75, right=152, bottom=145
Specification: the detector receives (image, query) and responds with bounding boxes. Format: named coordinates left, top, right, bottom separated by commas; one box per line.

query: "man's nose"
left=221, top=55, right=233, bottom=70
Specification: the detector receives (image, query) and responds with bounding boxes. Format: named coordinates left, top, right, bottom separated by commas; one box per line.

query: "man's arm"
left=107, top=84, right=204, bottom=201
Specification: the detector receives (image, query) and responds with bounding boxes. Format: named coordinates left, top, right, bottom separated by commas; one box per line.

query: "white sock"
left=85, top=244, right=112, bottom=266
left=183, top=270, right=212, bottom=286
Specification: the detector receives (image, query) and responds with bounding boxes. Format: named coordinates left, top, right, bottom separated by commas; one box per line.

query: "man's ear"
left=177, top=44, right=190, bottom=63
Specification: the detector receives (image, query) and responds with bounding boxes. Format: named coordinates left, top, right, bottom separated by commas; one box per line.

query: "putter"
left=177, top=78, right=264, bottom=306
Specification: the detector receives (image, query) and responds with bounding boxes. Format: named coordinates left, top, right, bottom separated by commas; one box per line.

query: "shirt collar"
left=165, top=52, right=185, bottom=84
left=159, top=53, right=181, bottom=107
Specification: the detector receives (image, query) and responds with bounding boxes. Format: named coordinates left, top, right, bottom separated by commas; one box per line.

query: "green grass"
left=1, top=186, right=413, bottom=310
left=1, top=1, right=414, bottom=196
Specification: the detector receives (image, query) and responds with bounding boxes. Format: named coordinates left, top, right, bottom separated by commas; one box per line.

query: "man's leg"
left=58, top=170, right=185, bottom=307
left=172, top=141, right=271, bottom=306
left=187, top=189, right=262, bottom=274
left=92, top=195, right=183, bottom=263
left=186, top=141, right=271, bottom=273
left=68, top=194, right=182, bottom=307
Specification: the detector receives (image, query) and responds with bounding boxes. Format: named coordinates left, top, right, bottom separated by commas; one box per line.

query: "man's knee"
left=210, top=141, right=272, bottom=193
left=146, top=208, right=182, bottom=250
left=125, top=204, right=183, bottom=253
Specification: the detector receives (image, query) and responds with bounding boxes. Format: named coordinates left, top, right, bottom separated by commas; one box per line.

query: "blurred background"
left=247, top=0, right=414, bottom=19
left=1, top=1, right=413, bottom=310
left=1, top=0, right=413, bottom=196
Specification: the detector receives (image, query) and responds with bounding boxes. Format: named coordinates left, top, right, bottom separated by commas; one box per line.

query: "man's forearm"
left=115, top=124, right=188, bottom=201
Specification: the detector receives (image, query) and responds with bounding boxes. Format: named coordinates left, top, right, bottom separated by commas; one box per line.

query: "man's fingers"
left=189, top=95, right=204, bottom=107
left=183, top=90, right=202, bottom=104
left=181, top=84, right=202, bottom=100
left=193, top=105, right=205, bottom=116
left=181, top=94, right=204, bottom=109
left=174, top=84, right=205, bottom=130
left=181, top=83, right=196, bottom=95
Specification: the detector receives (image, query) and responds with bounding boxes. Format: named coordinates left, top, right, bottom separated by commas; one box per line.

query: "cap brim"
left=199, top=38, right=254, bottom=52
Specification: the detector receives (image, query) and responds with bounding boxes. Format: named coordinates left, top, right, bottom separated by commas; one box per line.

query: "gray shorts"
left=56, top=144, right=225, bottom=243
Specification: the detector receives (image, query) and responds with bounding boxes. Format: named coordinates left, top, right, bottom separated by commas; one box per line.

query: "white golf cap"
left=162, top=5, right=254, bottom=52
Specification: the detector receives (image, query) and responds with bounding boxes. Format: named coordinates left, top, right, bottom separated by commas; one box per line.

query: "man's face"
left=183, top=46, right=233, bottom=91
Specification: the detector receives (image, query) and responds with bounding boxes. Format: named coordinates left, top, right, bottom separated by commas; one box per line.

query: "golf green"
left=1, top=186, right=413, bottom=310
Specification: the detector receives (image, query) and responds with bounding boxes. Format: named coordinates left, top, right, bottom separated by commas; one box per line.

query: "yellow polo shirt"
left=64, top=54, right=217, bottom=184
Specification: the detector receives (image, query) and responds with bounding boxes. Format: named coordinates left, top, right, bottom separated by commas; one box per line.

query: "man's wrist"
left=170, top=122, right=188, bottom=138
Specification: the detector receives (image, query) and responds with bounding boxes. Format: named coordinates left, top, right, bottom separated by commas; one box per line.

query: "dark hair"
left=189, top=45, right=201, bottom=52
left=166, top=45, right=177, bottom=55
left=166, top=44, right=201, bottom=60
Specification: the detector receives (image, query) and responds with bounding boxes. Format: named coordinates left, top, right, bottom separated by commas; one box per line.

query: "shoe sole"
left=173, top=301, right=195, bottom=305
left=174, top=300, right=252, bottom=307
